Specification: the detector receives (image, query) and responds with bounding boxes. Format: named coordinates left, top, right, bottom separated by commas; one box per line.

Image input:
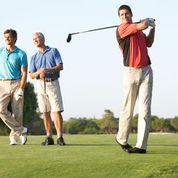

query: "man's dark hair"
left=118, top=5, right=133, bottom=16
left=4, top=29, right=17, bottom=43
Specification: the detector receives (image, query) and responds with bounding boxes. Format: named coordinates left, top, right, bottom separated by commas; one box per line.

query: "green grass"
left=0, top=134, right=178, bottom=178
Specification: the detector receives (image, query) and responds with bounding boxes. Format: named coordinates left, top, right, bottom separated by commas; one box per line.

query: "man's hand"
left=37, top=68, right=47, bottom=79
left=15, top=88, right=24, bottom=100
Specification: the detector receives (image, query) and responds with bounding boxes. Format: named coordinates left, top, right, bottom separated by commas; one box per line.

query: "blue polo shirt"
left=29, top=46, right=62, bottom=79
left=0, top=47, right=28, bottom=79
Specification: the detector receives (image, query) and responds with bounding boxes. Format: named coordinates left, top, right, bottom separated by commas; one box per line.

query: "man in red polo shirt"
left=115, top=5, right=155, bottom=153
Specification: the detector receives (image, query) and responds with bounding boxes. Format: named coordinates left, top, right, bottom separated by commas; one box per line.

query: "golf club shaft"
left=44, top=78, right=47, bottom=113
left=70, top=19, right=155, bottom=35
left=71, top=25, right=118, bottom=35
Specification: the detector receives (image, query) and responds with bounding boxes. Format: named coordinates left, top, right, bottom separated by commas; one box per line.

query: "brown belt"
left=0, top=79, right=18, bottom=81
left=41, top=78, right=58, bottom=82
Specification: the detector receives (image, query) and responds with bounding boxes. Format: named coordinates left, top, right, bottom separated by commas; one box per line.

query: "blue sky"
left=0, top=0, right=178, bottom=120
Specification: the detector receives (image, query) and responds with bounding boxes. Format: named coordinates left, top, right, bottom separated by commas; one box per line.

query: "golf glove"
left=15, top=88, right=24, bottom=101
left=147, top=18, right=155, bottom=28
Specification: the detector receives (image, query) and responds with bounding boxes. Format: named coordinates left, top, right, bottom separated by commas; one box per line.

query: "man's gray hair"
left=37, top=32, right=45, bottom=41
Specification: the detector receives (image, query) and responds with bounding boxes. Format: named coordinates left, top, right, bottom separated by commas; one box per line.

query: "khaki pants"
left=0, top=80, right=24, bottom=137
left=117, top=65, right=153, bottom=149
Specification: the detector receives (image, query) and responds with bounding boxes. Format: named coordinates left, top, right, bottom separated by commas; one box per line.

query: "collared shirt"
left=116, top=23, right=151, bottom=68
left=0, top=47, right=28, bottom=79
left=29, top=46, right=62, bottom=79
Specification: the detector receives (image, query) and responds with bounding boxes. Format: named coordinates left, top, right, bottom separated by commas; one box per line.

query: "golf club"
left=44, top=78, right=47, bottom=113
left=66, top=25, right=118, bottom=43
left=66, top=18, right=155, bottom=43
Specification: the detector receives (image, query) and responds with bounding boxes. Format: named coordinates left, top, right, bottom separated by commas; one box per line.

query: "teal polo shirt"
left=0, top=47, right=28, bottom=79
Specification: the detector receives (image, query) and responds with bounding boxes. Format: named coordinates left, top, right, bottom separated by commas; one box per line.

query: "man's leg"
left=10, top=81, right=28, bottom=144
left=116, top=67, right=139, bottom=145
left=0, top=81, right=24, bottom=145
left=53, top=111, right=65, bottom=145
left=0, top=111, right=23, bottom=136
left=41, top=112, right=54, bottom=145
left=37, top=80, right=54, bottom=145
left=47, top=80, right=65, bottom=145
left=53, top=111, right=63, bottom=138
left=11, top=85, right=27, bottom=144
left=136, top=66, right=153, bottom=149
left=43, top=112, right=53, bottom=137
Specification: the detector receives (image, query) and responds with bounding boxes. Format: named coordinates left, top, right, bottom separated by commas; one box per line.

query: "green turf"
left=0, top=134, right=178, bottom=178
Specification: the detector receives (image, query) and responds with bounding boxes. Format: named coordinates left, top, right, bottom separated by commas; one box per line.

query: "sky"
left=0, top=0, right=178, bottom=120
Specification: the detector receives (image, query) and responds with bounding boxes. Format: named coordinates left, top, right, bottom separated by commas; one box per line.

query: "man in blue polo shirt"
left=0, top=29, right=28, bottom=145
left=29, top=32, right=65, bottom=146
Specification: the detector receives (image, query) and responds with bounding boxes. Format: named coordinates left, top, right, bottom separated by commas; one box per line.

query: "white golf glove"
left=147, top=18, right=155, bottom=28
left=15, top=88, right=24, bottom=100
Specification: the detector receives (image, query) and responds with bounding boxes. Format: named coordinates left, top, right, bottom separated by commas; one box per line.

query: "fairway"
left=0, top=134, right=178, bottom=178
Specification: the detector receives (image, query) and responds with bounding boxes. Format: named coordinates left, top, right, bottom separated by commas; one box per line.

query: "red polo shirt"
left=116, top=23, right=151, bottom=68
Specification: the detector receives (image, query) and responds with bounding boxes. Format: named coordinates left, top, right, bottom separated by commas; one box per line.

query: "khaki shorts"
left=37, top=79, right=64, bottom=113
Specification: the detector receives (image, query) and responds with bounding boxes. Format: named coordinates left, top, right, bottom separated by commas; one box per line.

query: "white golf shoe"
left=20, top=127, right=28, bottom=145
left=9, top=137, right=17, bottom=145
left=20, top=135, right=27, bottom=145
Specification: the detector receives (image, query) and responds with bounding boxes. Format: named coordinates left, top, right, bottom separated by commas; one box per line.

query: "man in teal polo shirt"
left=0, top=29, right=28, bottom=145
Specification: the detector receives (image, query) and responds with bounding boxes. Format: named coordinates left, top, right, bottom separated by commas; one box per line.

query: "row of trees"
left=0, top=82, right=178, bottom=135
left=63, top=111, right=178, bottom=134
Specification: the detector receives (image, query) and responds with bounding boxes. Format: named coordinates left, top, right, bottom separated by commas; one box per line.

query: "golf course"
left=0, top=133, right=178, bottom=178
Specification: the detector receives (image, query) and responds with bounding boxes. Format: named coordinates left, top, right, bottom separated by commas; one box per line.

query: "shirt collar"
left=4, top=46, right=18, bottom=53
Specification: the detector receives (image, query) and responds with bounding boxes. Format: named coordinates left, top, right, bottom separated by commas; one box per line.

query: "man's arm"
left=29, top=68, right=45, bottom=79
left=136, top=18, right=155, bottom=32
left=46, top=63, right=63, bottom=73
left=146, top=27, right=155, bottom=47
left=20, top=66, right=27, bottom=89
left=136, top=19, right=149, bottom=31
left=29, top=63, right=63, bottom=79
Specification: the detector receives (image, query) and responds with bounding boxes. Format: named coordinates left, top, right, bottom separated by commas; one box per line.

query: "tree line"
left=63, top=111, right=178, bottom=134
left=0, top=82, right=178, bottom=135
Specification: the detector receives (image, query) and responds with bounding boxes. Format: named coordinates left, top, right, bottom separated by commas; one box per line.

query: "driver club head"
left=66, top=33, right=72, bottom=43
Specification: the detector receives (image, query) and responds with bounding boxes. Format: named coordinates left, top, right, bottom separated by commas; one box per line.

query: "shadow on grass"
left=22, top=143, right=116, bottom=146
left=149, top=144, right=178, bottom=147
left=149, top=151, right=178, bottom=154
left=66, top=143, right=116, bottom=146
left=148, top=144, right=178, bottom=154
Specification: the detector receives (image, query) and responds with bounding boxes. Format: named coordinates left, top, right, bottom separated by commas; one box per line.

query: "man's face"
left=33, top=33, right=44, bottom=48
left=4, top=33, right=16, bottom=46
left=119, top=9, right=132, bottom=23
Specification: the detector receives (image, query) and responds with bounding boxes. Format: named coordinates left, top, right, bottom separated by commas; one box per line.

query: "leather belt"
left=0, top=79, right=18, bottom=81
left=42, top=78, right=57, bottom=82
